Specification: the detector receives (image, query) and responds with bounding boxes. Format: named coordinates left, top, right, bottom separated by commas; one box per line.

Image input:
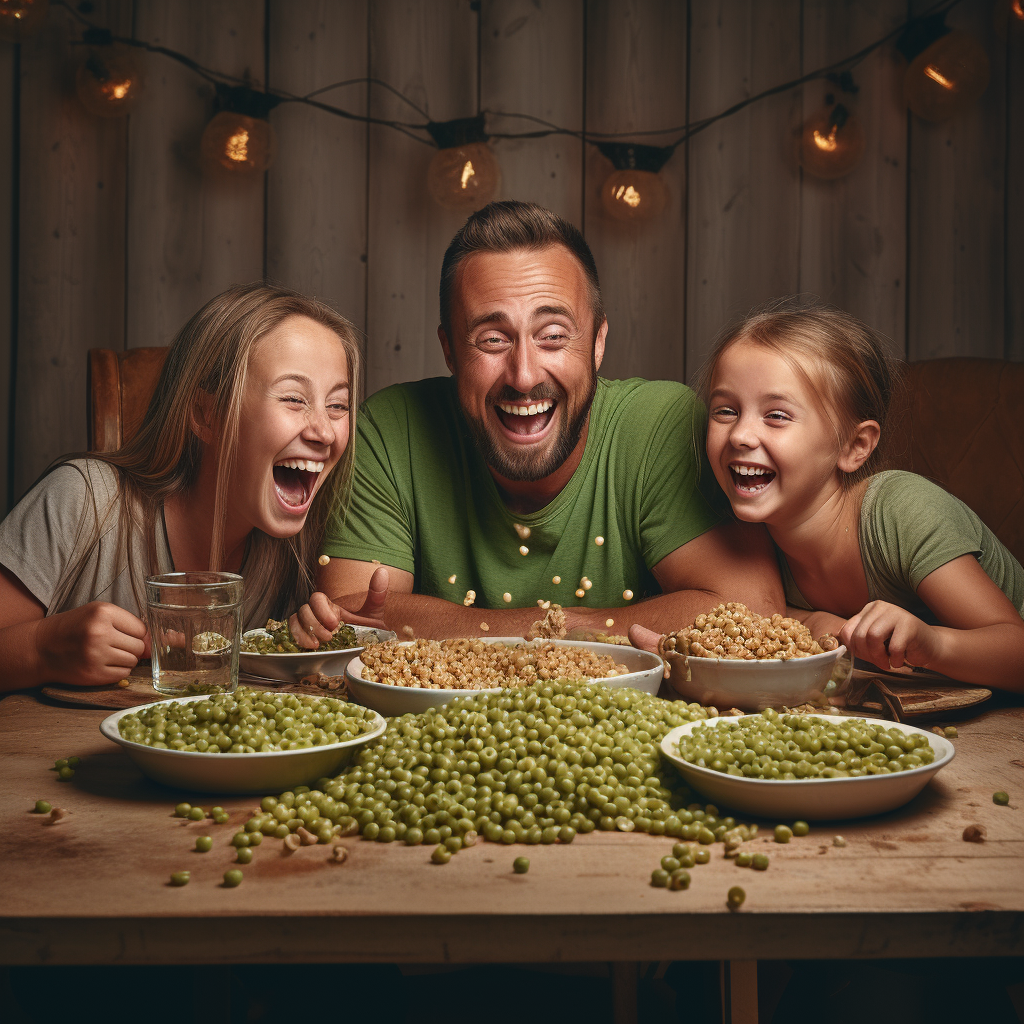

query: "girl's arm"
left=0, top=565, right=148, bottom=692
left=838, top=554, right=1024, bottom=691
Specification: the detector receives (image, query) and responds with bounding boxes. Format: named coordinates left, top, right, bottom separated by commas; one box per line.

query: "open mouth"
left=494, top=398, right=556, bottom=437
left=729, top=464, right=775, bottom=494
left=273, top=458, right=325, bottom=509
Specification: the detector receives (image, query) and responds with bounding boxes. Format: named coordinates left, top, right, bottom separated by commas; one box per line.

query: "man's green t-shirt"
left=324, top=376, right=723, bottom=610
left=781, top=470, right=1024, bottom=620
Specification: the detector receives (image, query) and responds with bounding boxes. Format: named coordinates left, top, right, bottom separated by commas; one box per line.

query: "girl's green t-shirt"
left=781, top=470, right=1024, bottom=621
left=325, top=376, right=723, bottom=610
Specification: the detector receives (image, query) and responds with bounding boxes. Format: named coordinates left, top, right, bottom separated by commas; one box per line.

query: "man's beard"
left=460, top=369, right=598, bottom=482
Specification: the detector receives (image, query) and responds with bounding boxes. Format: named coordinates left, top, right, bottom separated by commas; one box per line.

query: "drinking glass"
left=145, top=572, right=244, bottom=695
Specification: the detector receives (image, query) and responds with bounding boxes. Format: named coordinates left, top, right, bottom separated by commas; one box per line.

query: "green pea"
left=993, top=791, right=1009, bottom=805
left=751, top=853, right=769, bottom=871
left=57, top=766, right=74, bottom=781
left=661, top=856, right=681, bottom=872
left=558, top=825, right=575, bottom=843
left=195, top=836, right=213, bottom=852
left=774, top=825, right=793, bottom=844
left=668, top=869, right=690, bottom=890
left=727, top=886, right=746, bottom=908
left=66, top=757, right=81, bottom=768
left=247, top=831, right=263, bottom=846
left=694, top=849, right=710, bottom=865
left=431, top=845, right=451, bottom=864
left=734, top=851, right=753, bottom=867
left=187, top=807, right=205, bottom=821
left=54, top=759, right=68, bottom=771
left=223, top=869, right=244, bottom=887
left=513, top=856, right=530, bottom=874
left=174, top=803, right=192, bottom=817
left=212, top=811, right=230, bottom=824
left=169, top=871, right=191, bottom=886
left=363, top=822, right=380, bottom=840
left=405, top=828, right=424, bottom=846
left=231, top=832, right=250, bottom=848
left=943, top=726, right=958, bottom=738
left=697, top=827, right=715, bottom=845
left=792, top=820, right=810, bottom=837
left=236, top=847, right=253, bottom=864
left=651, top=869, right=670, bottom=888
left=33, top=800, right=51, bottom=814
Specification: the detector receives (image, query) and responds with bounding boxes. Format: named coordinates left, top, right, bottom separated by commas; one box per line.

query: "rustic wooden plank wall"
left=3, top=0, right=1022, bottom=511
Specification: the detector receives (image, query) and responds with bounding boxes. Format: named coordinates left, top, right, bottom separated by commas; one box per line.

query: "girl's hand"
left=35, top=601, right=148, bottom=687
left=838, top=601, right=943, bottom=673
left=289, top=566, right=390, bottom=648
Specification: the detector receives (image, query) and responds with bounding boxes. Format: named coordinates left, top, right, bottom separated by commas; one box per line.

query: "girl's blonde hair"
left=694, top=297, right=902, bottom=487
left=51, top=282, right=361, bottom=620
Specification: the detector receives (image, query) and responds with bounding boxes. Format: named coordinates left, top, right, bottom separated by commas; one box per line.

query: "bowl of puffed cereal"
left=658, top=603, right=850, bottom=712
left=346, top=637, right=664, bottom=716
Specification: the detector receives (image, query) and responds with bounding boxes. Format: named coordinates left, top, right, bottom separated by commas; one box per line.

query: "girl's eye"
left=711, top=405, right=737, bottom=419
left=765, top=410, right=791, bottom=422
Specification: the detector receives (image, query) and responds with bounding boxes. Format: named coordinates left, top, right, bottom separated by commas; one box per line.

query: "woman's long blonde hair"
left=51, top=283, right=361, bottom=620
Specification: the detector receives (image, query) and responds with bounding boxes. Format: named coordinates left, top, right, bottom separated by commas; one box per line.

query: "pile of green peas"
left=678, top=710, right=935, bottom=780
left=118, top=687, right=379, bottom=753
left=245, top=680, right=714, bottom=847
left=242, top=620, right=359, bottom=654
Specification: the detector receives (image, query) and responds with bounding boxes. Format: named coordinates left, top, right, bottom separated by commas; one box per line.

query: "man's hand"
left=35, top=602, right=148, bottom=687
left=290, top=566, right=390, bottom=648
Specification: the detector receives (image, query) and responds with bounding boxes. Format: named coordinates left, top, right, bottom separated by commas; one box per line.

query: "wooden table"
left=2, top=684, right=1022, bottom=1022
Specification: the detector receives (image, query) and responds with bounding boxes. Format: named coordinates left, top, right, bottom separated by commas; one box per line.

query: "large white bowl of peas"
left=345, top=637, right=664, bottom=717
left=660, top=712, right=955, bottom=820
left=101, top=689, right=387, bottom=794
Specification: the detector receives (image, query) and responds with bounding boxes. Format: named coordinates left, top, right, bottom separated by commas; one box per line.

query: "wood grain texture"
left=1006, top=14, right=1024, bottom=361
left=364, top=0, right=477, bottom=397
left=907, top=0, right=1007, bottom=360
left=266, top=0, right=369, bottom=344
left=685, top=0, right=803, bottom=378
left=583, top=0, right=688, bottom=385
left=125, top=0, right=266, bottom=351
left=799, top=0, right=908, bottom=358
left=1, top=693, right=1022, bottom=964
left=0, top=42, right=13, bottom=513
left=481, top=0, right=584, bottom=221
left=14, top=1, right=131, bottom=501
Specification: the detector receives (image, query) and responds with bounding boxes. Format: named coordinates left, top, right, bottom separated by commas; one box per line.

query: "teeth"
left=276, top=459, right=325, bottom=472
left=734, top=465, right=769, bottom=476
left=498, top=399, right=554, bottom=417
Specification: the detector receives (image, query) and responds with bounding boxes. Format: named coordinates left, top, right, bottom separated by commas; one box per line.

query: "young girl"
left=698, top=300, right=1024, bottom=690
left=0, top=282, right=384, bottom=692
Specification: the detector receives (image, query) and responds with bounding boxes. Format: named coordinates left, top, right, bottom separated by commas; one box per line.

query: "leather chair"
left=87, top=347, right=169, bottom=452
left=888, top=358, right=1024, bottom=567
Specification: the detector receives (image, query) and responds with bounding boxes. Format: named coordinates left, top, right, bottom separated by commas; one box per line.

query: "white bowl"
left=238, top=625, right=397, bottom=684
left=667, top=646, right=849, bottom=711
left=100, top=695, right=387, bottom=794
left=346, top=637, right=665, bottom=717
left=660, top=714, right=955, bottom=820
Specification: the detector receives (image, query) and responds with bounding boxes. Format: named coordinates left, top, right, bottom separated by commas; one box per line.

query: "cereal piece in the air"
left=448, top=574, right=457, bottom=584
left=503, top=592, right=512, bottom=603
left=581, top=578, right=592, bottom=591
left=595, top=536, right=604, bottom=546
left=318, top=554, right=331, bottom=566
left=463, top=590, right=476, bottom=607
left=480, top=623, right=490, bottom=632
left=606, top=618, right=614, bottom=628
left=401, top=625, right=415, bottom=638
left=514, top=523, right=531, bottom=540
left=623, top=590, right=633, bottom=601
left=519, top=545, right=529, bottom=556
left=552, top=576, right=561, bottom=585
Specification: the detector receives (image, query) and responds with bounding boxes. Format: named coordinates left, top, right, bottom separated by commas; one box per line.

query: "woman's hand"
left=35, top=601, right=148, bottom=687
left=289, top=566, right=390, bottom=648
left=838, top=601, right=942, bottom=672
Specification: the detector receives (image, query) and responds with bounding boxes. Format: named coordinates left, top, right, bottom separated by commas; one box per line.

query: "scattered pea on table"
left=792, top=820, right=810, bottom=837
left=236, top=847, right=253, bottom=864
left=993, top=791, right=1010, bottom=805
left=175, top=803, right=192, bottom=818
left=195, top=836, right=213, bottom=852
left=223, top=869, right=243, bottom=887
left=33, top=800, right=51, bottom=814
left=774, top=825, right=793, bottom=844
left=727, top=886, right=746, bottom=909
left=187, top=807, right=205, bottom=821
left=169, top=871, right=190, bottom=887
left=513, top=856, right=530, bottom=874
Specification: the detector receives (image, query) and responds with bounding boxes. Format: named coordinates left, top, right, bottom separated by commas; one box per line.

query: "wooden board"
left=583, top=0, right=688, bottom=385
left=685, top=0, right=803, bottom=379
left=799, top=0, right=908, bottom=358
left=125, top=0, right=266, bottom=351
left=14, top=0, right=131, bottom=500
left=364, top=0, right=476, bottom=397
left=907, top=0, right=1007, bottom=360
left=480, top=0, right=584, bottom=222
left=265, top=0, right=369, bottom=350
left=1, top=692, right=1022, bottom=966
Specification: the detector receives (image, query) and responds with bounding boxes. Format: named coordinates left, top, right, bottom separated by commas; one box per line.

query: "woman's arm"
left=0, top=566, right=148, bottom=692
left=838, top=555, right=1024, bottom=691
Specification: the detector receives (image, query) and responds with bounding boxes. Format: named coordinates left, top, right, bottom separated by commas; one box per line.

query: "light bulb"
left=75, top=47, right=143, bottom=117
left=0, top=0, right=48, bottom=42
left=426, top=142, right=500, bottom=211
left=200, top=111, right=276, bottom=176
left=599, top=169, right=668, bottom=224
left=798, top=107, right=865, bottom=180
left=904, top=30, right=990, bottom=122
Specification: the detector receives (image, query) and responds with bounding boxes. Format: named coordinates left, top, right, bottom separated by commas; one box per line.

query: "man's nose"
left=505, top=339, right=544, bottom=394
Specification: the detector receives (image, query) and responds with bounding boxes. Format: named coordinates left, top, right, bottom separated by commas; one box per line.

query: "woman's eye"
left=282, top=396, right=305, bottom=406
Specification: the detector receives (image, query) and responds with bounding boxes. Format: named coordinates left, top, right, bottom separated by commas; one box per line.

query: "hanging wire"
left=56, top=0, right=963, bottom=156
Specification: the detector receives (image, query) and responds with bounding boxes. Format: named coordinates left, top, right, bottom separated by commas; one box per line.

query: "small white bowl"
left=668, top=646, right=849, bottom=711
left=100, top=695, right=387, bottom=794
left=346, top=637, right=665, bottom=717
left=238, top=625, right=397, bottom=684
left=660, top=714, right=955, bottom=820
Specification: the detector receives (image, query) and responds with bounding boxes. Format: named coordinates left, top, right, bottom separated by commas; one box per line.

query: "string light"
left=75, top=34, right=143, bottom=117
left=596, top=143, right=671, bottom=225
left=0, top=0, right=49, bottom=43
left=425, top=116, right=500, bottom=211
left=199, top=84, right=280, bottom=176
left=897, top=13, right=990, bottom=123
left=798, top=102, right=864, bottom=180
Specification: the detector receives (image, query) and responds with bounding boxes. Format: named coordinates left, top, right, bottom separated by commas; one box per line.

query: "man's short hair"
left=439, top=200, right=605, bottom=342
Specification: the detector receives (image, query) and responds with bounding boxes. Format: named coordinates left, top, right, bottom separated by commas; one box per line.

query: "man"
left=295, top=201, right=782, bottom=643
